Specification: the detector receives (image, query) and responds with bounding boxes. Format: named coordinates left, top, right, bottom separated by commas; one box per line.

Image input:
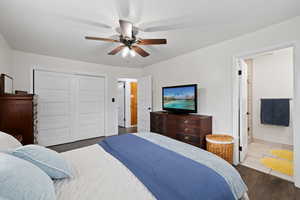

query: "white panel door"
left=34, top=70, right=74, bottom=146
left=117, top=82, right=125, bottom=127
left=138, top=76, right=152, bottom=132
left=76, top=75, right=105, bottom=140
left=239, top=59, right=249, bottom=162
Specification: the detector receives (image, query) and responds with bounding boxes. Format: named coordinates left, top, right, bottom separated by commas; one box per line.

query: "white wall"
left=144, top=16, right=300, bottom=133
left=11, top=50, right=143, bottom=136
left=143, top=16, right=300, bottom=133
left=252, top=48, right=293, bottom=145
left=143, top=16, right=300, bottom=186
left=0, top=33, right=12, bottom=75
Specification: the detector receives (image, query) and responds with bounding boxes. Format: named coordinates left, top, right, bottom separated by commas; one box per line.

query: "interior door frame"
left=232, top=42, right=299, bottom=185
left=236, top=59, right=249, bottom=163
left=117, top=81, right=126, bottom=127
left=30, top=66, right=108, bottom=134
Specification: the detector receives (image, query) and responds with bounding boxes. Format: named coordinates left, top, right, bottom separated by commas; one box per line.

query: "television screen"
left=162, top=84, right=197, bottom=113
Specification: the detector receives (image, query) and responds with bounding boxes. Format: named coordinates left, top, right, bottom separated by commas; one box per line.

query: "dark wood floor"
left=49, top=126, right=137, bottom=153
left=118, top=126, right=137, bottom=134
left=236, top=165, right=299, bottom=200
left=49, top=127, right=299, bottom=200
left=48, top=136, right=105, bottom=152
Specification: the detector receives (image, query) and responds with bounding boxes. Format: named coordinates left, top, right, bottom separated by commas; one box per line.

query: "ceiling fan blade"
left=139, top=15, right=236, bottom=32
left=140, top=24, right=189, bottom=32
left=131, top=46, right=150, bottom=57
left=138, top=16, right=193, bottom=32
left=61, top=16, right=112, bottom=29
left=119, top=19, right=133, bottom=39
left=138, top=39, right=167, bottom=45
left=108, top=45, right=125, bottom=55
left=85, top=37, right=120, bottom=43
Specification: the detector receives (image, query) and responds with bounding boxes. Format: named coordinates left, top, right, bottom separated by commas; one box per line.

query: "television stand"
left=150, top=111, right=212, bottom=149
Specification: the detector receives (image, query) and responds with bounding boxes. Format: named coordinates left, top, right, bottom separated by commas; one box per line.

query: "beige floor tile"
left=254, top=139, right=284, bottom=149
left=281, top=144, right=293, bottom=151
left=247, top=143, right=273, bottom=158
left=241, top=155, right=272, bottom=174
left=243, top=140, right=294, bottom=182
left=248, top=142, right=269, bottom=150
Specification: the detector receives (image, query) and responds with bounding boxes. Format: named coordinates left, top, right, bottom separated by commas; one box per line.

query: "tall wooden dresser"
left=0, top=94, right=36, bottom=144
left=150, top=111, right=212, bottom=149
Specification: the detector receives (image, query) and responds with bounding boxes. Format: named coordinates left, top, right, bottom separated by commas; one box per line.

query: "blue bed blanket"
left=99, top=134, right=235, bottom=200
left=137, top=132, right=247, bottom=199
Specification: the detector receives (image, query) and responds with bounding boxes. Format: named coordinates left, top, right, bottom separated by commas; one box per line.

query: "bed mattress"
left=54, top=132, right=248, bottom=200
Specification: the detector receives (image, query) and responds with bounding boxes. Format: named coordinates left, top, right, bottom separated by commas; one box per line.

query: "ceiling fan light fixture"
left=122, top=46, right=130, bottom=58
left=85, top=19, right=167, bottom=58
left=129, top=49, right=136, bottom=57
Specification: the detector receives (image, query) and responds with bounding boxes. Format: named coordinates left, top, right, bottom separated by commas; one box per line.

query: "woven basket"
left=206, top=134, right=234, bottom=164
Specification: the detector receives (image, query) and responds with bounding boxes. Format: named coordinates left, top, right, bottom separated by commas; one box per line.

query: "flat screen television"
left=162, top=84, right=197, bottom=113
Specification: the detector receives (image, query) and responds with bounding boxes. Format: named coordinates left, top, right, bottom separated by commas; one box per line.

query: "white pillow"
left=0, top=153, right=56, bottom=200
left=0, top=131, right=22, bottom=151
left=12, top=145, right=73, bottom=179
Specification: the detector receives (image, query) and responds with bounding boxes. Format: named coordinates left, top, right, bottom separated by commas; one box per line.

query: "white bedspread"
left=54, top=135, right=249, bottom=200
left=54, top=144, right=155, bottom=200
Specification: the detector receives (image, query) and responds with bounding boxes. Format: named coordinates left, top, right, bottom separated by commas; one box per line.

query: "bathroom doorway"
left=238, top=47, right=294, bottom=181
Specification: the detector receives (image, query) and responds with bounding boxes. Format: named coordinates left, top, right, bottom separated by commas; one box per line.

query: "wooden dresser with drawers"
left=0, top=94, right=36, bottom=145
left=150, top=111, right=212, bottom=149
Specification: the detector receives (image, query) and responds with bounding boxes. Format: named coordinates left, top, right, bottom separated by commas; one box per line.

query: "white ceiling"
left=0, top=0, right=299, bottom=68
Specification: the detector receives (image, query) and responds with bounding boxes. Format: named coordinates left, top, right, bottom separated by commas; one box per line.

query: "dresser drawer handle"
left=184, top=120, right=188, bottom=124
left=184, top=128, right=188, bottom=132
left=184, top=136, right=190, bottom=140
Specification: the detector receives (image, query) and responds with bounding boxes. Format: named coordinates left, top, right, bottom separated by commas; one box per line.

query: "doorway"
left=117, top=78, right=138, bottom=132
left=117, top=81, right=126, bottom=127
left=117, top=76, right=152, bottom=134
left=238, top=47, right=294, bottom=181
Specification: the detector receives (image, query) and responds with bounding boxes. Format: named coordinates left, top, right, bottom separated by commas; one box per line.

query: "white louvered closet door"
left=34, top=70, right=105, bottom=146
left=35, top=70, right=74, bottom=146
left=75, top=75, right=105, bottom=140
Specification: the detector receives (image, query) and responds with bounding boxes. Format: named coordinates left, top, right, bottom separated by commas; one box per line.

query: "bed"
left=54, top=132, right=248, bottom=200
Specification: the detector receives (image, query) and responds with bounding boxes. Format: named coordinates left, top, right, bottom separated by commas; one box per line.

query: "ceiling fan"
left=85, top=20, right=167, bottom=57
